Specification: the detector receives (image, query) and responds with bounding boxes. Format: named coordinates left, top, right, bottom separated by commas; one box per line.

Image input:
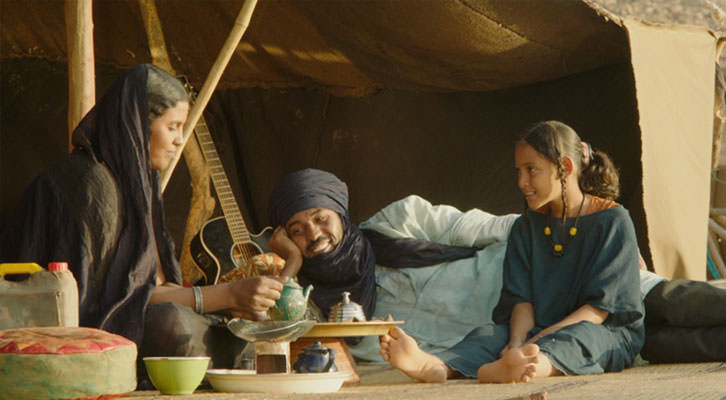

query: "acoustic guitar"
left=186, top=99, right=272, bottom=285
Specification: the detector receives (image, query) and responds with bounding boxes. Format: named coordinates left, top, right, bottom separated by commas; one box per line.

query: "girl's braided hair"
left=520, top=121, right=620, bottom=224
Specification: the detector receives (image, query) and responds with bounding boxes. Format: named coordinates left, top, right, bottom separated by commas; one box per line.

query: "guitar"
left=185, top=89, right=272, bottom=285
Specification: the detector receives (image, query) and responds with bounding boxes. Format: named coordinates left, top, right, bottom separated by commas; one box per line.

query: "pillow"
left=0, top=327, right=136, bottom=399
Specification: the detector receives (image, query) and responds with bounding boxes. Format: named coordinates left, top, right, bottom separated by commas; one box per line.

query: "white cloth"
left=349, top=195, right=518, bottom=361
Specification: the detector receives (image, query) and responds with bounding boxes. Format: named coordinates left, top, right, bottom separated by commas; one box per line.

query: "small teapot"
left=328, top=291, right=366, bottom=322
left=268, top=278, right=313, bottom=321
left=293, top=341, right=337, bottom=373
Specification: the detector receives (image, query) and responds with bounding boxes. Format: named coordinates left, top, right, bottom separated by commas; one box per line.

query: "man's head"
left=285, top=207, right=343, bottom=258
left=269, top=169, right=349, bottom=258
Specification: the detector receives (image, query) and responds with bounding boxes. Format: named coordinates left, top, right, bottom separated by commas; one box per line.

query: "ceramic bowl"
left=206, top=369, right=351, bottom=393
left=143, top=356, right=210, bottom=395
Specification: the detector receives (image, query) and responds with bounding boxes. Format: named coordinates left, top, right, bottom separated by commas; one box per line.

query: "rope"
left=711, top=167, right=726, bottom=185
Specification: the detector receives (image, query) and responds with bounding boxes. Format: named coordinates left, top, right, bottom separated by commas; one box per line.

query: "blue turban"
left=268, top=169, right=349, bottom=228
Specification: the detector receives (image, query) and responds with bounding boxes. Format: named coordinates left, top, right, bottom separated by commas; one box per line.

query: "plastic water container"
left=0, top=262, right=79, bottom=329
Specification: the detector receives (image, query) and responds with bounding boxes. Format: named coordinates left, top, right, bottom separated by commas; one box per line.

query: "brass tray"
left=301, top=320, right=404, bottom=338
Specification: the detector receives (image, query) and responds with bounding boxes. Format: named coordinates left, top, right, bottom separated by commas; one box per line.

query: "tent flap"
left=626, top=19, right=717, bottom=279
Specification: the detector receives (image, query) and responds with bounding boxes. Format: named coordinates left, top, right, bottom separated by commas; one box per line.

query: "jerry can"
left=0, top=262, right=79, bottom=329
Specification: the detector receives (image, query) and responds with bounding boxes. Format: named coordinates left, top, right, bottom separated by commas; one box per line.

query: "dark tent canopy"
left=1, top=0, right=723, bottom=280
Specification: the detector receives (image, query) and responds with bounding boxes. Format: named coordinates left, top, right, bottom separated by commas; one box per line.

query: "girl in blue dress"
left=380, top=120, right=645, bottom=383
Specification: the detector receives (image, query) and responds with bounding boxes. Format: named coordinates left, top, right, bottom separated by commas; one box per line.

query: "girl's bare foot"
left=477, top=343, right=540, bottom=383
left=379, top=327, right=448, bottom=383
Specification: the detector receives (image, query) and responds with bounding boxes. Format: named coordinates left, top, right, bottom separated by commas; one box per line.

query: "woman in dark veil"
left=0, top=64, right=283, bottom=387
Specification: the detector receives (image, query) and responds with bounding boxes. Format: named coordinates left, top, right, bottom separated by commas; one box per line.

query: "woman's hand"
left=227, top=276, right=284, bottom=321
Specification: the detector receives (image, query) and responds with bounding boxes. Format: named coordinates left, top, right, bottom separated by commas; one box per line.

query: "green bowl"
left=143, top=356, right=210, bottom=395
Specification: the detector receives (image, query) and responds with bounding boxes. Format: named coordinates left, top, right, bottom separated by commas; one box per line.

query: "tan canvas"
left=625, top=19, right=717, bottom=279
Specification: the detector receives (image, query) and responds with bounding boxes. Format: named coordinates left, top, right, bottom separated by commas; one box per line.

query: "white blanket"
left=349, top=195, right=518, bottom=361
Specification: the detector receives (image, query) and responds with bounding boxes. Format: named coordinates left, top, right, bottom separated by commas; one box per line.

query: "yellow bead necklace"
left=544, top=195, right=586, bottom=257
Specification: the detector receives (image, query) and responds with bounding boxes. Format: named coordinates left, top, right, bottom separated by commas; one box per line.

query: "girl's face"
left=149, top=101, right=189, bottom=170
left=515, top=141, right=562, bottom=211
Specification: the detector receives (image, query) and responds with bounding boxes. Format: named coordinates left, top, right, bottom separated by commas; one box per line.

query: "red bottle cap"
left=48, top=262, right=68, bottom=272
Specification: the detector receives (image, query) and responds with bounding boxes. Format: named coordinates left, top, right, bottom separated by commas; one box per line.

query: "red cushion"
left=0, top=327, right=137, bottom=400
left=0, top=326, right=133, bottom=355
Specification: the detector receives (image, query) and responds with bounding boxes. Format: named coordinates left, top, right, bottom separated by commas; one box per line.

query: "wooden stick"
left=709, top=218, right=726, bottom=240
left=138, top=0, right=216, bottom=285
left=64, top=0, right=95, bottom=152
left=161, top=0, right=259, bottom=191
left=138, top=0, right=174, bottom=72
left=707, top=230, right=726, bottom=279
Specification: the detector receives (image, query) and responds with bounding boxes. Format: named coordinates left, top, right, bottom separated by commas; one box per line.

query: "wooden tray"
left=301, top=321, right=404, bottom=338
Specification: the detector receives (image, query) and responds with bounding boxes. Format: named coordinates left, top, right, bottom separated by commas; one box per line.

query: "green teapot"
left=268, top=278, right=313, bottom=321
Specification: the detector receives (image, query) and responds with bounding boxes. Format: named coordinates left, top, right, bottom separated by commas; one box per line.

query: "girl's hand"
left=269, top=226, right=302, bottom=261
left=525, top=333, right=544, bottom=345
left=499, top=340, right=524, bottom=358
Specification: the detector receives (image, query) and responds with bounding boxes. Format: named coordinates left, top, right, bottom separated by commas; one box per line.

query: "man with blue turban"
left=267, top=168, right=516, bottom=359
left=268, top=168, right=377, bottom=319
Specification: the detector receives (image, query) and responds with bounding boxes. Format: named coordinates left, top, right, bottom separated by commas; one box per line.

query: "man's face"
left=285, top=207, right=344, bottom=258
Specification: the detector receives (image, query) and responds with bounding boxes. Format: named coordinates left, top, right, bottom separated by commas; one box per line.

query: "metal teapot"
left=293, top=341, right=337, bottom=373
left=268, top=278, right=313, bottom=321
left=328, top=291, right=366, bottom=322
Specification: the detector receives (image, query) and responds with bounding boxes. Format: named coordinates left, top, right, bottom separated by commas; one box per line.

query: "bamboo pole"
left=139, top=0, right=215, bottom=285
left=709, top=218, right=726, bottom=241
left=713, top=39, right=726, bottom=169
left=161, top=0, right=258, bottom=191
left=707, top=231, right=726, bottom=279
left=65, top=0, right=95, bottom=152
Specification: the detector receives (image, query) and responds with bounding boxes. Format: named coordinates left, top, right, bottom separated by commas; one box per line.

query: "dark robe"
left=0, top=64, right=181, bottom=347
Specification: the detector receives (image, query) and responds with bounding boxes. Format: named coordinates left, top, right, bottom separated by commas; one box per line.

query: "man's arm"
left=268, top=226, right=303, bottom=280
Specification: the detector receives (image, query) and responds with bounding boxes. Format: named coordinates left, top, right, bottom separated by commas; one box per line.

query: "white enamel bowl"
left=206, top=369, right=351, bottom=393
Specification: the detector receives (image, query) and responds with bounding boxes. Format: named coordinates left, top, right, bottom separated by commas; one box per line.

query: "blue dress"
left=437, top=206, right=645, bottom=377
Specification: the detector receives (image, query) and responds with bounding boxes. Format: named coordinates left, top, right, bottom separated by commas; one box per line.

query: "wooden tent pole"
left=161, top=0, right=259, bottom=191
left=139, top=0, right=215, bottom=285
left=708, top=230, right=726, bottom=278
left=65, top=0, right=95, bottom=152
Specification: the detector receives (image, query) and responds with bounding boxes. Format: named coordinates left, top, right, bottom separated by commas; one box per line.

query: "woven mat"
left=129, top=362, right=726, bottom=399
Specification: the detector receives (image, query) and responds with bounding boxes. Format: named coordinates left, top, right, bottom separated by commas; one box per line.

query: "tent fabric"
left=626, top=19, right=717, bottom=279
left=0, top=0, right=627, bottom=94
left=199, top=62, right=650, bottom=259
left=1, top=1, right=723, bottom=283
